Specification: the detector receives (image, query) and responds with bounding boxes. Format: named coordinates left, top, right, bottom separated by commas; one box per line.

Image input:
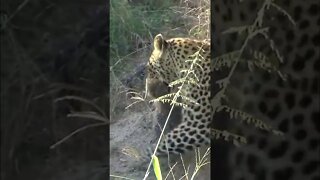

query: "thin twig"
left=50, top=122, right=107, bottom=149
left=1, top=0, right=30, bottom=31
left=110, top=174, right=136, bottom=180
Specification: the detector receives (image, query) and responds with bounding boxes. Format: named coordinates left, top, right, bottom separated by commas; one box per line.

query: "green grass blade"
left=152, top=155, right=163, bottom=180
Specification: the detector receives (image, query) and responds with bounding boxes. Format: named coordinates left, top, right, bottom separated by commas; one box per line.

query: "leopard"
left=145, top=34, right=212, bottom=155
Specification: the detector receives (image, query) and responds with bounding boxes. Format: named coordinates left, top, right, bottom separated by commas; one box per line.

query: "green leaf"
left=152, top=155, right=163, bottom=180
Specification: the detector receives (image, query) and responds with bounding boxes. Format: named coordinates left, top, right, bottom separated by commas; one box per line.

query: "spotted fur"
left=146, top=34, right=211, bottom=155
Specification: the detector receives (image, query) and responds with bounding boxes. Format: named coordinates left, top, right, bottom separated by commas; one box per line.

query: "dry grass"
left=1, top=1, right=106, bottom=179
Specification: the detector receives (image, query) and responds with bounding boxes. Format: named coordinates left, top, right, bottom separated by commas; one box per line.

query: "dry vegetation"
left=1, top=1, right=106, bottom=179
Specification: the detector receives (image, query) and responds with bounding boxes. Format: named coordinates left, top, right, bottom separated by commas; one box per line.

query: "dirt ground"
left=110, top=109, right=211, bottom=180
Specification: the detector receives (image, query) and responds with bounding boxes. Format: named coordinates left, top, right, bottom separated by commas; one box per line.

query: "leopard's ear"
left=153, top=34, right=165, bottom=52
